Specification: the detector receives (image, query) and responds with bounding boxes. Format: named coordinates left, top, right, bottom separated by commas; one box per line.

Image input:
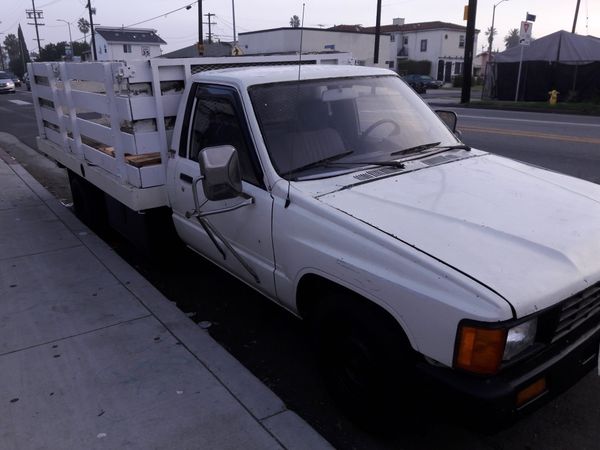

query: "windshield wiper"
left=438, top=144, right=471, bottom=151
left=391, top=141, right=440, bottom=156
left=282, top=150, right=354, bottom=178
left=326, top=160, right=405, bottom=169
left=391, top=142, right=471, bottom=157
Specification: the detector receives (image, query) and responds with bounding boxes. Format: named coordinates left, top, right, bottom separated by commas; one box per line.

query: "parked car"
left=401, top=74, right=427, bottom=94
left=5, top=71, right=22, bottom=87
left=403, top=74, right=444, bottom=91
left=0, top=71, right=16, bottom=93
left=419, top=74, right=444, bottom=89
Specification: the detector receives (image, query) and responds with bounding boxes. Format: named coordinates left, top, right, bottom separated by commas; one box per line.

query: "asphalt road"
left=2, top=88, right=600, bottom=449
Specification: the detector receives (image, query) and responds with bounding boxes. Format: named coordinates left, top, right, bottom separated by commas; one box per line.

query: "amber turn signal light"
left=455, top=325, right=507, bottom=374
left=516, top=378, right=547, bottom=407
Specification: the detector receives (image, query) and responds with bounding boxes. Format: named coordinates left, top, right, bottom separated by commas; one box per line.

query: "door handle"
left=180, top=173, right=193, bottom=184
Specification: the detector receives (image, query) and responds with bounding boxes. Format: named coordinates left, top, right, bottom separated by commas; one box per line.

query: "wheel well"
left=296, top=274, right=410, bottom=345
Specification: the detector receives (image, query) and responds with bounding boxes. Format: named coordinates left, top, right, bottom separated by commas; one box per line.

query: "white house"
left=238, top=27, right=391, bottom=68
left=94, top=27, right=166, bottom=61
left=367, top=19, right=479, bottom=82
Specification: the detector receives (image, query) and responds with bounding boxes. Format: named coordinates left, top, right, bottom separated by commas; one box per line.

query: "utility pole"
left=572, top=0, right=581, bottom=33
left=87, top=0, right=97, bottom=60
left=204, top=13, right=216, bottom=45
left=231, top=0, right=237, bottom=44
left=26, top=0, right=44, bottom=56
left=461, top=0, right=478, bottom=104
left=373, top=0, right=382, bottom=64
left=198, top=0, right=204, bottom=54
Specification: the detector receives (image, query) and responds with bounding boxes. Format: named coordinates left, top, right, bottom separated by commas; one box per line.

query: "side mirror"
left=435, top=110, right=458, bottom=133
left=198, top=145, right=243, bottom=201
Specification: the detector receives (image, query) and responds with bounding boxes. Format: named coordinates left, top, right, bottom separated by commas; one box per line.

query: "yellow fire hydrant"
left=548, top=89, right=559, bottom=105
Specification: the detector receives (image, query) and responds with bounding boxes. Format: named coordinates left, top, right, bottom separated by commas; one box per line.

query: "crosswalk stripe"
left=8, top=99, right=31, bottom=106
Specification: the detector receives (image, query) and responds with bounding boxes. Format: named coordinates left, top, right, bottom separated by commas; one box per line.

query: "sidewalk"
left=0, top=149, right=331, bottom=449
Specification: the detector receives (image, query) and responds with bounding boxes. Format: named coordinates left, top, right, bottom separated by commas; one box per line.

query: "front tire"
left=310, top=294, right=416, bottom=428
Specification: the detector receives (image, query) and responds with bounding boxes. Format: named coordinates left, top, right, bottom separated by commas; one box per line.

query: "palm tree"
left=78, top=18, right=90, bottom=43
left=289, top=15, right=300, bottom=28
left=504, top=28, right=520, bottom=49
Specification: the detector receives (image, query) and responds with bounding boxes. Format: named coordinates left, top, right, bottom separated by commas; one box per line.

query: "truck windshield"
left=248, top=75, right=459, bottom=179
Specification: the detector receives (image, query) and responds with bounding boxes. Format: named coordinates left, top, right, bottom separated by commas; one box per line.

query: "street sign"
left=519, top=21, right=533, bottom=45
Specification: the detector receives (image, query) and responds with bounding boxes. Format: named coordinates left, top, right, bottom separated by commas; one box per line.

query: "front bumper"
left=417, top=321, right=600, bottom=418
left=0, top=85, right=15, bottom=93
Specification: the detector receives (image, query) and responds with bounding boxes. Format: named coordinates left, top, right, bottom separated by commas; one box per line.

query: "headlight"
left=455, top=318, right=538, bottom=375
left=504, top=319, right=537, bottom=360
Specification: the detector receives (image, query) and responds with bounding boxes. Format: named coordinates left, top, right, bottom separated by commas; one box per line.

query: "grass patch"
left=464, top=100, right=600, bottom=116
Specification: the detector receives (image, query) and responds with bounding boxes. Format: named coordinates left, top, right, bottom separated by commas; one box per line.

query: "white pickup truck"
left=31, top=56, right=600, bottom=423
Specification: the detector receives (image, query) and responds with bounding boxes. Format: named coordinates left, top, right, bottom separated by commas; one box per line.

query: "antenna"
left=297, top=3, right=306, bottom=81
left=285, top=3, right=305, bottom=209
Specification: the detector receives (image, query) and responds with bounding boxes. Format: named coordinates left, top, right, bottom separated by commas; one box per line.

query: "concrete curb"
left=1, top=136, right=332, bottom=450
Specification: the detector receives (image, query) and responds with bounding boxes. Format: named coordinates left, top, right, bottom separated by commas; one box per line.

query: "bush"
left=396, top=59, right=432, bottom=76
left=452, top=75, right=463, bottom=87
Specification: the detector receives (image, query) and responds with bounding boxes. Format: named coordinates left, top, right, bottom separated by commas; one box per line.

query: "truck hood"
left=317, top=154, right=600, bottom=317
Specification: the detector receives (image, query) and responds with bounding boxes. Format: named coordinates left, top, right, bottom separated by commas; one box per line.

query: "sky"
left=1, top=0, right=598, bottom=54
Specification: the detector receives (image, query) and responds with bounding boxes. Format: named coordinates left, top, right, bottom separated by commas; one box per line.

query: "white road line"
left=8, top=99, right=32, bottom=106
left=457, top=114, right=600, bottom=128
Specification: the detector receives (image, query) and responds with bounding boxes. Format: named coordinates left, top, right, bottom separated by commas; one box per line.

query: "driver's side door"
left=167, top=84, right=276, bottom=297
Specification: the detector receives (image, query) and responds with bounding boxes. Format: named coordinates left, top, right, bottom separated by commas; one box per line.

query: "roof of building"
left=362, top=21, right=478, bottom=34
left=239, top=26, right=380, bottom=36
left=161, top=42, right=234, bottom=58
left=95, top=27, right=167, bottom=45
left=237, top=22, right=477, bottom=39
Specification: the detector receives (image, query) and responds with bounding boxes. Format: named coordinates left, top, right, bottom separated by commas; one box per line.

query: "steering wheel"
left=361, top=119, right=401, bottom=141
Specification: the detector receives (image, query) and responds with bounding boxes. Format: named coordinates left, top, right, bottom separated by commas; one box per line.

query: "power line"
left=125, top=1, right=198, bottom=28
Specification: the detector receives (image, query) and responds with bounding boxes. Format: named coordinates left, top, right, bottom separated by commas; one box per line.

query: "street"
left=2, top=88, right=600, bottom=449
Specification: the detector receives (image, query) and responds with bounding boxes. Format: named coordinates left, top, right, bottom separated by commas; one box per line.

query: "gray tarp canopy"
left=494, top=30, right=600, bottom=64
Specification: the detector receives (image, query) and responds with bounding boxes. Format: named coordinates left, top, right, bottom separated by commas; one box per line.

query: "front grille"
left=552, top=282, right=600, bottom=343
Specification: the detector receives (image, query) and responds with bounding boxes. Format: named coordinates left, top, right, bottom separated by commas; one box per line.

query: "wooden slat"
left=63, top=62, right=121, bottom=83
left=31, top=63, right=51, bottom=77
left=71, top=90, right=110, bottom=115
left=126, top=152, right=161, bottom=168
left=35, top=84, right=55, bottom=102
left=40, top=107, right=61, bottom=126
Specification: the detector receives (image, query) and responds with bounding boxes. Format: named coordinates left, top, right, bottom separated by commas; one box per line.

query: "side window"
left=188, top=86, right=261, bottom=186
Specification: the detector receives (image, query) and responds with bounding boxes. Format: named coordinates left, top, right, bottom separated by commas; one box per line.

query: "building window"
left=390, top=34, right=395, bottom=42
left=123, top=44, right=132, bottom=53
left=403, top=36, right=408, bottom=45
left=454, top=62, right=463, bottom=75
left=420, top=39, right=427, bottom=52
left=104, top=45, right=107, bottom=53
left=459, top=35, right=465, bottom=48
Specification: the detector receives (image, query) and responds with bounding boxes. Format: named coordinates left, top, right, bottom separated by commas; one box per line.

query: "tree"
left=39, top=41, right=68, bottom=61
left=289, top=15, right=300, bottom=28
left=504, top=28, right=520, bottom=49
left=3, top=33, right=30, bottom=77
left=78, top=17, right=90, bottom=43
left=72, top=41, right=90, bottom=57
left=485, top=26, right=497, bottom=48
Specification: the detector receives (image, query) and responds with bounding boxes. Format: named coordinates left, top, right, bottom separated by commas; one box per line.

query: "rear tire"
left=68, top=170, right=108, bottom=231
